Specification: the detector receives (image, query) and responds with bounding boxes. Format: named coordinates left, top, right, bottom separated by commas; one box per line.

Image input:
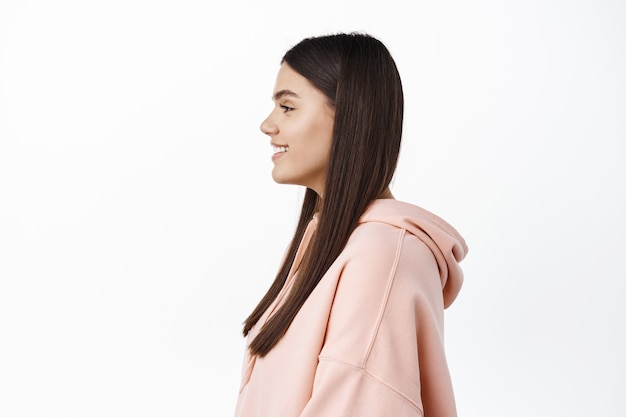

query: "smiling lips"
left=272, top=144, right=289, bottom=161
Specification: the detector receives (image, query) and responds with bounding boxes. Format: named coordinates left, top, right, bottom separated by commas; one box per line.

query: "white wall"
left=0, top=0, right=624, bottom=416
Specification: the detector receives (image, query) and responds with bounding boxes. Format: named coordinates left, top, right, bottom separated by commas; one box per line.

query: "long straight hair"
left=243, top=33, right=404, bottom=357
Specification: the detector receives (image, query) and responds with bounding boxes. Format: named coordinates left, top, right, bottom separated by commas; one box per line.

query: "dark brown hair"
left=243, top=32, right=404, bottom=356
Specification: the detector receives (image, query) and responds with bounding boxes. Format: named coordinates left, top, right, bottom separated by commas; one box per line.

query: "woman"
left=235, top=32, right=467, bottom=417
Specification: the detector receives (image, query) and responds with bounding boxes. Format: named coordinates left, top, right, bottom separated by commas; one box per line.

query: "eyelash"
left=280, top=105, right=294, bottom=113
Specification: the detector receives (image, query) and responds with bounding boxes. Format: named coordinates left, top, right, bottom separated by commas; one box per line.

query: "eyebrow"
left=273, top=89, right=300, bottom=101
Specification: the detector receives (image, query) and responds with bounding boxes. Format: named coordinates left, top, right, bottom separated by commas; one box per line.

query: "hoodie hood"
left=359, top=199, right=468, bottom=308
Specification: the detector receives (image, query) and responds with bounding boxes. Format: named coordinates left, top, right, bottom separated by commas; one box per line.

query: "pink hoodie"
left=235, top=199, right=467, bottom=417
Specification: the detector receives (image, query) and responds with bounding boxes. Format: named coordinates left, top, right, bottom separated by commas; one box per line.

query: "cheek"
left=313, top=118, right=334, bottom=160
left=289, top=111, right=334, bottom=165
left=304, top=125, right=332, bottom=164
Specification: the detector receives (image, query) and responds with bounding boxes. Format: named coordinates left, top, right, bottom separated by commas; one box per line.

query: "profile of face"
left=260, top=63, right=335, bottom=197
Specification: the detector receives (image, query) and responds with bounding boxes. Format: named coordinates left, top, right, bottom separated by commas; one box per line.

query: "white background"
left=1, top=0, right=624, bottom=416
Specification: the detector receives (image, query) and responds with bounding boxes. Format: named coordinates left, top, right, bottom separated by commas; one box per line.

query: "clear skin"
left=260, top=63, right=394, bottom=200
left=260, top=63, right=335, bottom=198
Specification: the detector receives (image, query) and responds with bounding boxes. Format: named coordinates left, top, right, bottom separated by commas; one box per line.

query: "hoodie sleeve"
left=298, top=223, right=457, bottom=417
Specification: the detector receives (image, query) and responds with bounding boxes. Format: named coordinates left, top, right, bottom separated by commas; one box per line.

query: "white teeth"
left=273, top=145, right=289, bottom=154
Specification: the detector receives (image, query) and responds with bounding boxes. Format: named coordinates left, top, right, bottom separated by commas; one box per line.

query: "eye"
left=280, top=104, right=294, bottom=113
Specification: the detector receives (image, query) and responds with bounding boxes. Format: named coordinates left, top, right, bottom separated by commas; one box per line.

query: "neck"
left=378, top=188, right=394, bottom=199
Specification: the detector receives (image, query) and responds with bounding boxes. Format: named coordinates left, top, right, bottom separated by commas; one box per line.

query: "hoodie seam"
left=317, top=355, right=423, bottom=413
left=360, top=228, right=406, bottom=366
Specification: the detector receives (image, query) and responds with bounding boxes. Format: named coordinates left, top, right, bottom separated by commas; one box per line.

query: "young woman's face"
left=260, top=63, right=335, bottom=197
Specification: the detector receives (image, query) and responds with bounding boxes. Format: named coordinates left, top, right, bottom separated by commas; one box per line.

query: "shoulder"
left=343, top=221, right=402, bottom=257
left=336, top=222, right=438, bottom=292
left=342, top=221, right=435, bottom=265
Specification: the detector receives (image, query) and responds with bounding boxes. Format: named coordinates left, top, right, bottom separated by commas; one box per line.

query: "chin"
left=271, top=172, right=290, bottom=185
left=272, top=175, right=305, bottom=189
left=272, top=167, right=293, bottom=184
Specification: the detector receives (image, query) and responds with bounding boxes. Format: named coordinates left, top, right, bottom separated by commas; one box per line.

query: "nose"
left=260, top=112, right=278, bottom=136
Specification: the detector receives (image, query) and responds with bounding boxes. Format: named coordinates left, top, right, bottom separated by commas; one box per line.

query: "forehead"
left=273, top=64, right=318, bottom=98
